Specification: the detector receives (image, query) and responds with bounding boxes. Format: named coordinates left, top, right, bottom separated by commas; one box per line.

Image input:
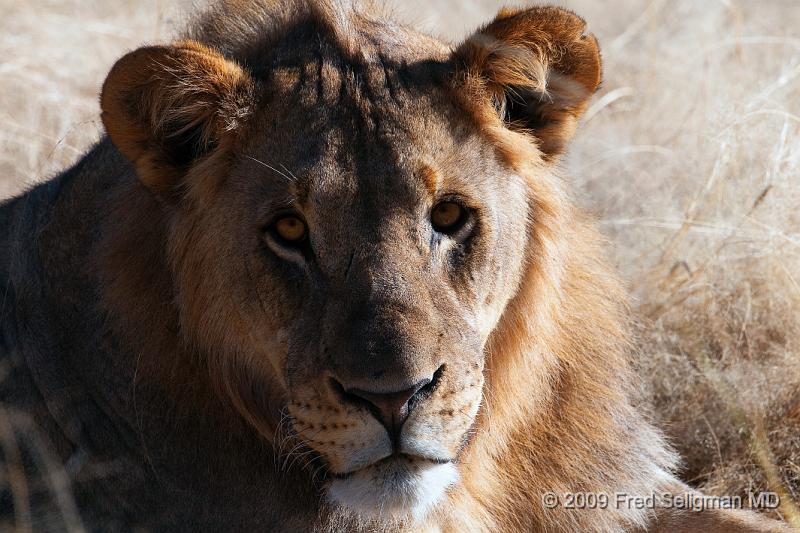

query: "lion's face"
left=101, top=4, right=600, bottom=524
left=194, top=60, right=529, bottom=519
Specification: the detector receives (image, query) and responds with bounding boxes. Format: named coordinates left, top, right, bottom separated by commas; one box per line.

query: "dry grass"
left=558, top=0, right=800, bottom=523
left=1, top=0, right=799, bottom=528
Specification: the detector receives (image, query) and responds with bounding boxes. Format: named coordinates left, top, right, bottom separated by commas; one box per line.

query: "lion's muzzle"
left=331, top=364, right=443, bottom=445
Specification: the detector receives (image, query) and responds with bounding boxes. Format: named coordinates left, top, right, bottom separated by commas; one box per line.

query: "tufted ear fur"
left=455, top=6, right=602, bottom=160
left=101, top=40, right=255, bottom=198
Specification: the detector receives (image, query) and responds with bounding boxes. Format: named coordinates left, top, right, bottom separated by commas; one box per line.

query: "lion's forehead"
left=263, top=55, right=455, bottom=153
left=237, top=22, right=498, bottom=216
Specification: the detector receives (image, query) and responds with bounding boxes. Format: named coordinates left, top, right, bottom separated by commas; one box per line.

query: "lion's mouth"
left=325, top=452, right=460, bottom=521
left=329, top=452, right=453, bottom=479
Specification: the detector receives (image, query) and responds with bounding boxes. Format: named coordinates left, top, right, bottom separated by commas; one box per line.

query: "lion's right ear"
left=101, top=40, right=255, bottom=199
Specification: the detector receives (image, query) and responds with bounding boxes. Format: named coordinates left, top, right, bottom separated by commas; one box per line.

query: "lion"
left=0, top=0, right=791, bottom=531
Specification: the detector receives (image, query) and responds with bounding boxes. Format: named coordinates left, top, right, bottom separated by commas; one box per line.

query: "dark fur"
left=0, top=141, right=320, bottom=528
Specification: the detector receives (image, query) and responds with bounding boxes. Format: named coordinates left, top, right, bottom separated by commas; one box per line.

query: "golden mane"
left=434, top=122, right=675, bottom=530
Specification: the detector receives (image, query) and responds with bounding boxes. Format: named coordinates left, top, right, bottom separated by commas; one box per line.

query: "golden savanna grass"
left=1, top=0, right=798, bottom=527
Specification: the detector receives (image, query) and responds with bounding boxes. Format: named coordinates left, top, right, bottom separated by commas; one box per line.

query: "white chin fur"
left=327, top=459, right=458, bottom=523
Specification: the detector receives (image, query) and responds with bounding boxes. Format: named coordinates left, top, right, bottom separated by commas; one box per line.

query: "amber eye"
left=273, top=215, right=307, bottom=243
left=431, top=201, right=466, bottom=234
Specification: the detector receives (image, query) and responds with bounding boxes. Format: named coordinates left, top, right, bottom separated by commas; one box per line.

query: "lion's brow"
left=246, top=155, right=311, bottom=206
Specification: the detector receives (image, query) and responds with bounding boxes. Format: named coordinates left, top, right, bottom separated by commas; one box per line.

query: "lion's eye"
left=273, top=216, right=307, bottom=243
left=431, top=201, right=466, bottom=234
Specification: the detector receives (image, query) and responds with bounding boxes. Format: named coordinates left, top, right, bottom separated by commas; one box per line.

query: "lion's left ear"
left=454, top=6, right=601, bottom=160
left=101, top=40, right=255, bottom=199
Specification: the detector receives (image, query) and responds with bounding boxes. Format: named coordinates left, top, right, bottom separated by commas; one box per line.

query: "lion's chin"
left=326, top=457, right=459, bottom=523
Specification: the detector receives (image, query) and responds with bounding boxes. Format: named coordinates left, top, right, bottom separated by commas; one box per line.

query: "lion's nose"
left=337, top=375, right=437, bottom=442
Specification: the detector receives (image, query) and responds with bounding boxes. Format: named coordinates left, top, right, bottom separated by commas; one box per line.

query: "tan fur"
left=101, top=40, right=255, bottom=199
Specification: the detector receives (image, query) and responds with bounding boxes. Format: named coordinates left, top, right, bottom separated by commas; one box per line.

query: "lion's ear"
left=101, top=40, right=255, bottom=198
left=455, top=7, right=601, bottom=160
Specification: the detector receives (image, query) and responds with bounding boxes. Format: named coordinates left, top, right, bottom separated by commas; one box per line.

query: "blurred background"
left=1, top=0, right=799, bottom=525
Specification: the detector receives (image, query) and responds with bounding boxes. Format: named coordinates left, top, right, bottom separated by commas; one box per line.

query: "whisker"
left=246, top=155, right=296, bottom=183
left=279, top=163, right=300, bottom=183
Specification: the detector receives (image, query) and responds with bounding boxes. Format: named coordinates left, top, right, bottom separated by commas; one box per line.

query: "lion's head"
left=100, top=1, right=600, bottom=524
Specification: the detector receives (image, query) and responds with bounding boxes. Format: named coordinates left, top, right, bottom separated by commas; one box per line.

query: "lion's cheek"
left=402, top=388, right=483, bottom=458
left=288, top=400, right=393, bottom=473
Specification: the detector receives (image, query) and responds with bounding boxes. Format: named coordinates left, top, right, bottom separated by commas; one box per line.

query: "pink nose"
left=344, top=379, right=431, bottom=441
